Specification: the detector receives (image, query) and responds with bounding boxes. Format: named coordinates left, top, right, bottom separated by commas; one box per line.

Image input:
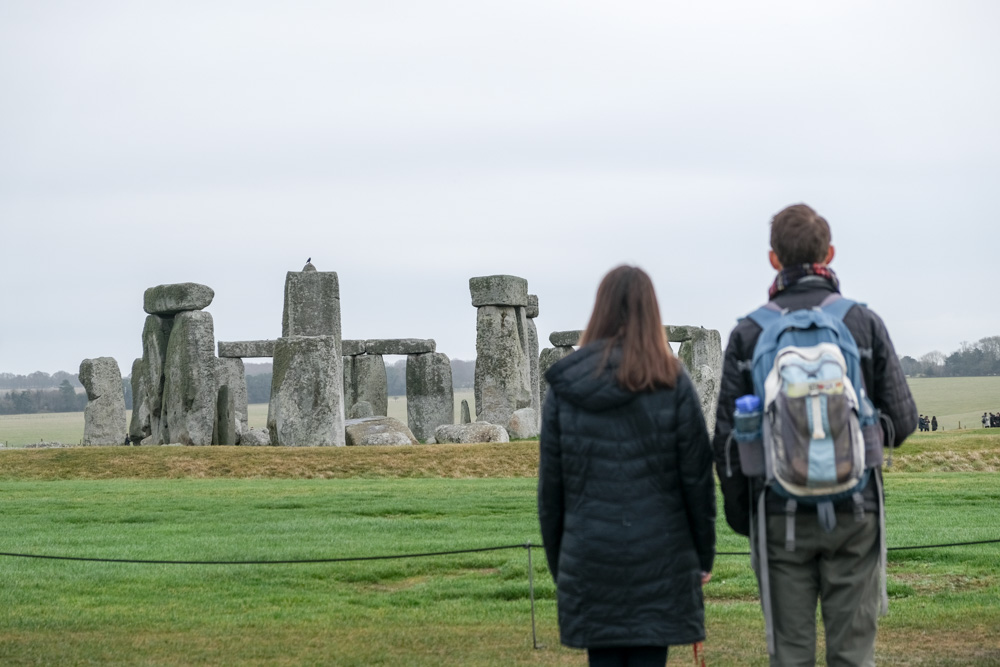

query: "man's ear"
left=769, top=250, right=782, bottom=271
left=825, top=245, right=836, bottom=265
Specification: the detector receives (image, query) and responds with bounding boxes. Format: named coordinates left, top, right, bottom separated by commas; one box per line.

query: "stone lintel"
left=549, top=330, right=583, bottom=347
left=469, top=275, right=529, bottom=307
left=218, top=340, right=276, bottom=358
left=364, top=338, right=436, bottom=355
left=342, top=339, right=367, bottom=356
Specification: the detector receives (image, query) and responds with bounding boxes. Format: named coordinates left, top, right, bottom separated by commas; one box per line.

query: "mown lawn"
left=0, top=435, right=998, bottom=665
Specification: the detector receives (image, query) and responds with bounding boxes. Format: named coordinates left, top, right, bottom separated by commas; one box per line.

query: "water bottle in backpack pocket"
left=733, top=394, right=765, bottom=477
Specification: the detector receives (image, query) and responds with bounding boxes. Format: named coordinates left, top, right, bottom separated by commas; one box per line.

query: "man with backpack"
left=713, top=204, right=917, bottom=666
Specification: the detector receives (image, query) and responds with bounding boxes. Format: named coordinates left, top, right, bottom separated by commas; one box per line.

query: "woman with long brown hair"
left=538, top=265, right=716, bottom=667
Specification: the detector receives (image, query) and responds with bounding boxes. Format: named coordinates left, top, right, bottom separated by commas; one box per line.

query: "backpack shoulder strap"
left=745, top=302, right=783, bottom=331
left=819, top=293, right=857, bottom=321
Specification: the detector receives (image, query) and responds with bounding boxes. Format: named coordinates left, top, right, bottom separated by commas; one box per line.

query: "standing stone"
left=128, top=357, right=150, bottom=441
left=215, top=385, right=237, bottom=446
left=474, top=305, right=531, bottom=428
left=281, top=270, right=340, bottom=338
left=460, top=399, right=472, bottom=424
left=143, top=282, right=215, bottom=316
left=142, top=315, right=173, bottom=444
left=345, top=416, right=418, bottom=446
left=434, top=423, right=510, bottom=444
left=676, top=328, right=723, bottom=436
left=525, top=295, right=541, bottom=426
left=79, top=357, right=127, bottom=446
left=161, top=310, right=217, bottom=446
left=268, top=335, right=345, bottom=446
left=216, top=357, right=248, bottom=444
left=539, top=346, right=575, bottom=414
left=344, top=354, right=388, bottom=417
left=406, top=352, right=453, bottom=442
left=348, top=401, right=375, bottom=419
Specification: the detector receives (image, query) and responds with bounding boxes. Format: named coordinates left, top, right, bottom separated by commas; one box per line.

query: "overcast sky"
left=1, top=1, right=997, bottom=377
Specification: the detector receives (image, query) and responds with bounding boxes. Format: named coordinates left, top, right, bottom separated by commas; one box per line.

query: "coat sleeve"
left=676, top=372, right=717, bottom=574
left=868, top=311, right=918, bottom=447
left=712, top=326, right=757, bottom=536
left=537, top=388, right=564, bottom=582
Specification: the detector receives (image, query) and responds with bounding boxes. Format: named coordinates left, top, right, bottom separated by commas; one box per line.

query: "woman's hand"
left=700, top=571, right=712, bottom=585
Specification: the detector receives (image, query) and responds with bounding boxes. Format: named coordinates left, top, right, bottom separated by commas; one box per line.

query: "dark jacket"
left=538, top=342, right=716, bottom=649
left=712, top=277, right=919, bottom=536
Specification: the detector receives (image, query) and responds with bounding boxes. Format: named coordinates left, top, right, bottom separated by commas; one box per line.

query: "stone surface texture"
left=345, top=417, right=418, bottom=446
left=527, top=317, right=541, bottom=424
left=161, top=310, right=217, bottom=446
left=539, top=346, right=576, bottom=414
left=342, top=339, right=366, bottom=357
left=267, top=335, right=345, bottom=446
left=526, top=294, right=539, bottom=319
left=469, top=275, right=528, bottom=307
left=666, top=325, right=700, bottom=343
left=406, top=352, right=454, bottom=442
left=128, top=357, right=150, bottom=441
left=364, top=338, right=435, bottom=355
left=143, top=282, right=214, bottom=316
left=549, top=330, right=583, bottom=347
left=348, top=401, right=375, bottom=419
left=676, top=327, right=723, bottom=437
left=434, top=423, right=510, bottom=444
left=141, top=315, right=173, bottom=444
left=241, top=427, right=272, bottom=446
left=507, top=407, right=539, bottom=439
left=344, top=354, right=388, bottom=417
left=215, top=357, right=248, bottom=444
left=474, top=305, right=531, bottom=429
left=281, top=270, right=341, bottom=338
left=460, top=399, right=472, bottom=424
left=215, top=386, right=236, bottom=445
left=217, top=340, right=276, bottom=358
left=79, top=356, right=127, bottom=446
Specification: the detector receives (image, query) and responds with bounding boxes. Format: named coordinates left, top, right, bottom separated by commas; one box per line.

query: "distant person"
left=539, top=265, right=716, bottom=667
left=712, top=204, right=917, bottom=666
left=931, top=416, right=938, bottom=432
left=983, top=413, right=989, bottom=429
left=124, top=434, right=131, bottom=446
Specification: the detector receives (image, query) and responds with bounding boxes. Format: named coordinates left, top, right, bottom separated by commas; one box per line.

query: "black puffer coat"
left=538, top=342, right=716, bottom=649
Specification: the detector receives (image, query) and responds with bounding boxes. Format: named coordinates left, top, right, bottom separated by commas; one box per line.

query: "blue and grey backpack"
left=729, top=293, right=889, bottom=655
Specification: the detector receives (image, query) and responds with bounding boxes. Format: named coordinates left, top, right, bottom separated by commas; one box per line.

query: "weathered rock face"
left=539, top=346, right=575, bottom=414
left=460, top=399, right=472, bottom=424
left=215, top=357, right=248, bottom=444
left=526, top=317, right=540, bottom=424
left=217, top=340, right=276, bottom=358
left=469, top=275, right=529, bottom=307
left=241, top=427, right=272, bottom=446
left=342, top=339, right=366, bottom=356
left=79, top=357, right=127, bottom=446
left=406, top=352, right=454, bottom=442
left=526, top=294, right=539, bottom=319
left=474, top=305, right=531, bottom=428
left=128, top=357, right=150, bottom=441
left=507, top=407, right=539, bottom=439
left=364, top=339, right=435, bottom=355
left=676, top=327, right=723, bottom=436
left=344, top=354, right=388, bottom=417
left=267, top=335, right=345, bottom=446
left=144, top=283, right=215, bottom=316
left=434, top=423, right=510, bottom=444
left=345, top=417, right=418, bottom=446
left=215, top=385, right=236, bottom=446
left=348, top=401, right=375, bottom=419
left=142, top=315, right=173, bottom=443
left=161, top=310, right=217, bottom=446
left=281, top=270, right=340, bottom=338
left=549, top=330, right=583, bottom=347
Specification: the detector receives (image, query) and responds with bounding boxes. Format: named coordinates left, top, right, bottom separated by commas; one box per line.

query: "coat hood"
left=544, top=341, right=636, bottom=411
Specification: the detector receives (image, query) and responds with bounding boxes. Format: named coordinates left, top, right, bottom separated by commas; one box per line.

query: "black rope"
left=0, top=538, right=997, bottom=565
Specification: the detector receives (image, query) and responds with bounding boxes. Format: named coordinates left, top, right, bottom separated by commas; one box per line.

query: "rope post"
left=527, top=543, right=539, bottom=650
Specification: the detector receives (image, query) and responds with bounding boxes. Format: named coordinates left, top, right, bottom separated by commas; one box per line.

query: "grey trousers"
left=755, top=511, right=880, bottom=667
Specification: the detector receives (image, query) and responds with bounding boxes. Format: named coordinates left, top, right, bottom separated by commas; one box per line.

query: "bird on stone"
left=307, top=257, right=311, bottom=263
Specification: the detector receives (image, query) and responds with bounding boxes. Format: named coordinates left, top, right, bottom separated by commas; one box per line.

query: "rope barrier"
left=0, top=538, right=997, bottom=564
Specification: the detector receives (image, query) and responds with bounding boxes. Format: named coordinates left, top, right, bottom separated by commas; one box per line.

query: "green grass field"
left=906, top=376, right=1000, bottom=431
left=0, top=434, right=998, bottom=665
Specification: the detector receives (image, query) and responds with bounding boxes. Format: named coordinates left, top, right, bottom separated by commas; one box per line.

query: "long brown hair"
left=578, top=265, right=679, bottom=391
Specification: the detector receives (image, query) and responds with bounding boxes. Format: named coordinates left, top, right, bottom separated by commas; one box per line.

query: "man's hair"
left=770, top=204, right=831, bottom=265
left=579, top=265, right=679, bottom=391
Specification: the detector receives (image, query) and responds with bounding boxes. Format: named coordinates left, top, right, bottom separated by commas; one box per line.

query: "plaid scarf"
left=768, top=263, right=840, bottom=299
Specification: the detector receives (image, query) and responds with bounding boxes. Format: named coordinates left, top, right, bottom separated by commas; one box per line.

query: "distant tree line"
left=901, top=336, right=1000, bottom=377
left=0, top=380, right=87, bottom=415
left=0, top=371, right=81, bottom=391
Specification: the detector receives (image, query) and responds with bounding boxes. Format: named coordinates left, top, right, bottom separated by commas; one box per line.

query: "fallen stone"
left=268, top=335, right=345, bottom=446
left=161, top=310, right=217, bottom=446
left=217, top=340, right=276, bottom=358
left=507, top=407, right=539, bottom=439
left=407, top=352, right=454, bottom=442
left=434, top=423, right=510, bottom=444
left=469, top=275, right=529, bottom=307
left=474, top=305, right=531, bottom=427
left=241, top=427, right=272, bottom=446
left=348, top=401, right=375, bottom=419
left=345, top=417, right=418, bottom=446
left=281, top=270, right=341, bottom=338
left=342, top=339, right=366, bottom=357
left=364, top=339, right=436, bottom=355
left=549, top=330, right=583, bottom=347
left=79, top=357, right=127, bottom=446
left=144, top=282, right=215, bottom=316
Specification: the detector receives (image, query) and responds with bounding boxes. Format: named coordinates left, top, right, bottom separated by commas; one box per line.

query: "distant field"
left=906, top=376, right=1000, bottom=431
